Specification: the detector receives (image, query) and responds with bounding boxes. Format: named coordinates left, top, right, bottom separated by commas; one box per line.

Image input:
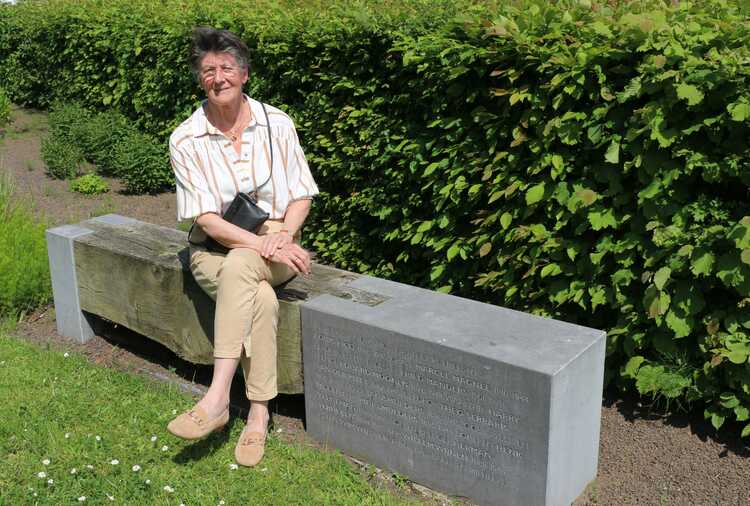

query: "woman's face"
left=198, top=51, right=248, bottom=108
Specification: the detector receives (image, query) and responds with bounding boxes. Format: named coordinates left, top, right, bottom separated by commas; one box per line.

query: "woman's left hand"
left=260, top=231, right=293, bottom=258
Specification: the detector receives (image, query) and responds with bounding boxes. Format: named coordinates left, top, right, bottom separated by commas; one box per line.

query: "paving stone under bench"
left=301, top=276, right=606, bottom=506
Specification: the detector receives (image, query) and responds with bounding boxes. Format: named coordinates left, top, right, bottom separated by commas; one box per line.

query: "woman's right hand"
left=269, top=243, right=311, bottom=275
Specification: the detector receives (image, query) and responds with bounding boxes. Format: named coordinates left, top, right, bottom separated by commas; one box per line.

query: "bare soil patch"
left=3, top=106, right=749, bottom=505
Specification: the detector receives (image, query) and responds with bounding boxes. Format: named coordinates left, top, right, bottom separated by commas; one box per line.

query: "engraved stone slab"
left=302, top=276, right=606, bottom=506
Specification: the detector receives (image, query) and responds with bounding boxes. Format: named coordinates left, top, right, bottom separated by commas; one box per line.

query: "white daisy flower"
left=110, top=459, right=119, bottom=465
left=161, top=445, right=169, bottom=452
left=95, top=435, right=102, bottom=442
left=77, top=496, right=86, bottom=502
left=37, top=472, right=46, bottom=479
left=33, top=492, right=37, bottom=497
left=86, top=464, right=94, bottom=470
left=150, top=435, right=157, bottom=442
left=70, top=468, right=77, bottom=474
left=47, top=479, right=54, bottom=485
left=229, top=463, right=238, bottom=470
left=163, top=485, right=174, bottom=493
left=107, top=494, right=114, bottom=501
left=219, top=500, right=225, bottom=505
left=172, top=409, right=177, bottom=415
left=64, top=352, right=70, bottom=358
left=64, top=433, right=71, bottom=439
left=42, top=459, right=50, bottom=466
left=132, top=465, right=141, bottom=472
left=145, top=479, right=151, bottom=485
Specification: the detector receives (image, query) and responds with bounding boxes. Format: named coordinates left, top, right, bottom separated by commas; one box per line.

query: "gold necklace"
left=214, top=105, right=246, bottom=142
left=227, top=114, right=244, bottom=142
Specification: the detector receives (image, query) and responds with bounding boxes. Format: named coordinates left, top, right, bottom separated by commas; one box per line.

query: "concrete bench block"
left=302, top=276, right=606, bottom=506
left=46, top=224, right=96, bottom=344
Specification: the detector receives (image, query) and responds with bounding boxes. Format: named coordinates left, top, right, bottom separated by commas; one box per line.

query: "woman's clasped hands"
left=259, top=230, right=293, bottom=257
left=260, top=232, right=311, bottom=275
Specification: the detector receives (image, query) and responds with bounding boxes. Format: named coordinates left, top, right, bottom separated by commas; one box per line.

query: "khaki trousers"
left=189, top=220, right=295, bottom=401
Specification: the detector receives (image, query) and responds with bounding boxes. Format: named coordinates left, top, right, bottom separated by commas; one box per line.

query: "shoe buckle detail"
left=188, top=411, right=203, bottom=425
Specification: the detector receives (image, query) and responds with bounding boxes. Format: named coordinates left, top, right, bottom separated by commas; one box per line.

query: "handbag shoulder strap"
left=254, top=101, right=273, bottom=194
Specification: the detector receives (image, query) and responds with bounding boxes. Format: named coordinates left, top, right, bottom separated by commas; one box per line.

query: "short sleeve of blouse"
left=286, top=128, right=319, bottom=201
left=169, top=138, right=219, bottom=221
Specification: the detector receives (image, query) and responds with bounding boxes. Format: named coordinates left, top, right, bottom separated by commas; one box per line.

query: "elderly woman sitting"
left=166, top=27, right=318, bottom=467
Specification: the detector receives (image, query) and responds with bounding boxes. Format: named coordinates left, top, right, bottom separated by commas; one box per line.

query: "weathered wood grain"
left=73, top=218, right=387, bottom=394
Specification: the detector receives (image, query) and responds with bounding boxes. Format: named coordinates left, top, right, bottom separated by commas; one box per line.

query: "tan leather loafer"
left=167, top=406, right=229, bottom=440
left=234, top=428, right=267, bottom=467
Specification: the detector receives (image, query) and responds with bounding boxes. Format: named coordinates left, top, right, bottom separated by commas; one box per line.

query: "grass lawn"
left=0, top=332, right=419, bottom=505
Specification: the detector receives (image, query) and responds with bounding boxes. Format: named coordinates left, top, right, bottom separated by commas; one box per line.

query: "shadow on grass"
left=172, top=425, right=233, bottom=464
left=88, top=316, right=307, bottom=427
left=603, top=386, right=750, bottom=458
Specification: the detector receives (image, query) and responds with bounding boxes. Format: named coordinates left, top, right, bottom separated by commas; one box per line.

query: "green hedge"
left=2, top=0, right=750, bottom=436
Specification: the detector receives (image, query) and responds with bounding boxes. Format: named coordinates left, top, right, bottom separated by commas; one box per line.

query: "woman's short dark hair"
left=189, top=27, right=249, bottom=81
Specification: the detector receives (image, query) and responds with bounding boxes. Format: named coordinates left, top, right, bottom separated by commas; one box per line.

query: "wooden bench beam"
left=48, top=214, right=387, bottom=394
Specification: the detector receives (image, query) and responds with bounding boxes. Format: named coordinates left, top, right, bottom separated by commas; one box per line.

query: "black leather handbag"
left=188, top=101, right=273, bottom=254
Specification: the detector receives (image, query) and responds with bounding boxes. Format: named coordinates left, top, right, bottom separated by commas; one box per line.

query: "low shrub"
left=46, top=101, right=91, bottom=144
left=40, top=136, right=82, bottom=179
left=77, top=110, right=137, bottom=175
left=0, top=87, right=9, bottom=128
left=0, top=175, right=51, bottom=317
left=112, top=131, right=173, bottom=194
left=69, top=173, right=109, bottom=195
left=46, top=101, right=163, bottom=190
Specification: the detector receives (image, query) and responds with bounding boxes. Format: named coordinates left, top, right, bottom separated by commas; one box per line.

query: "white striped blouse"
left=169, top=95, right=319, bottom=222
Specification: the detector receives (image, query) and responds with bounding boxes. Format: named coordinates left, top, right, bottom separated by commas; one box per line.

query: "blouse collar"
left=191, top=94, right=266, bottom=138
